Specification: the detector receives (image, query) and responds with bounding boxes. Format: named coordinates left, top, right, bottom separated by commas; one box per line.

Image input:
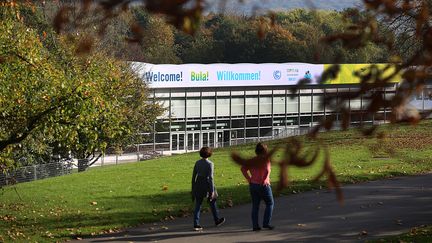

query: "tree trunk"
left=78, top=158, right=89, bottom=172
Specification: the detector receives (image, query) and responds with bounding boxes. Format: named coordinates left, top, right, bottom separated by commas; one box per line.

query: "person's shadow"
left=90, top=228, right=251, bottom=242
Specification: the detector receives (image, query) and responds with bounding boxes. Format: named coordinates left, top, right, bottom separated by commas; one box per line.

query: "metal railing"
left=0, top=161, right=74, bottom=186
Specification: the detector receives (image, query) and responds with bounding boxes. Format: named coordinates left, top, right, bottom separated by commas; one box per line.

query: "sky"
left=204, top=0, right=363, bottom=15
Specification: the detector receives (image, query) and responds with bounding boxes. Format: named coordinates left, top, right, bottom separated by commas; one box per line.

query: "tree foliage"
left=175, top=10, right=390, bottom=64
left=0, top=3, right=161, bottom=170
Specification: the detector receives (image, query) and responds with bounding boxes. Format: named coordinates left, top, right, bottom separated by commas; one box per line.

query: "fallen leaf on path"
left=227, top=200, right=233, bottom=207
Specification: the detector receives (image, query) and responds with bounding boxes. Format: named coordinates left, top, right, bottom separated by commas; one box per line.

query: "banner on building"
left=131, top=62, right=400, bottom=88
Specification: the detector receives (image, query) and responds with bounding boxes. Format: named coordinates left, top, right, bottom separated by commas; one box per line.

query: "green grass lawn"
left=1, top=121, right=432, bottom=242
left=368, top=225, right=432, bottom=243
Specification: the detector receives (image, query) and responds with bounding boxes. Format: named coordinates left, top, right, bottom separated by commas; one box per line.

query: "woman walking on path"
left=191, top=147, right=226, bottom=231
left=231, top=142, right=278, bottom=231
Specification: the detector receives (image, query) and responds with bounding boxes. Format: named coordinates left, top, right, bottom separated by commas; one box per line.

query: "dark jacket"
left=192, top=158, right=215, bottom=199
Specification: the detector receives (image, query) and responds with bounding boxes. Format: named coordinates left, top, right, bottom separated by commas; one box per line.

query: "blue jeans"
left=193, top=196, right=219, bottom=226
left=249, top=183, right=274, bottom=228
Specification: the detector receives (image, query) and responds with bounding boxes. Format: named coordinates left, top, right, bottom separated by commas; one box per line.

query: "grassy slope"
left=1, top=122, right=432, bottom=242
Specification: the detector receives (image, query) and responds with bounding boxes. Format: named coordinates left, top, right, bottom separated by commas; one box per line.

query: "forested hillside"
left=79, top=8, right=391, bottom=64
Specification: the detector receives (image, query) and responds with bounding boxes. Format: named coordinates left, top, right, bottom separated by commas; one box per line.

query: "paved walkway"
left=80, top=174, right=432, bottom=242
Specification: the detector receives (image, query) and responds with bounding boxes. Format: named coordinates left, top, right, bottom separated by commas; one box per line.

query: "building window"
left=231, top=97, right=244, bottom=116
left=312, top=95, right=324, bottom=113
left=171, top=99, right=185, bottom=118
left=260, top=96, right=272, bottom=115
left=157, top=99, right=170, bottom=118
left=232, top=119, right=244, bottom=128
left=217, top=98, right=230, bottom=117
left=273, top=95, right=285, bottom=115
left=287, top=95, right=298, bottom=114
left=300, top=96, right=312, bottom=113
left=246, top=96, right=258, bottom=115
left=202, top=98, right=215, bottom=117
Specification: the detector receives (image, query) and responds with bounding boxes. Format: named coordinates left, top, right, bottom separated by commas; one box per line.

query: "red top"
left=241, top=159, right=271, bottom=185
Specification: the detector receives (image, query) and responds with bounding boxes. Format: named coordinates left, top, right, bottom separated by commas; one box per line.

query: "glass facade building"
left=141, top=84, right=399, bottom=152
left=132, top=62, right=430, bottom=153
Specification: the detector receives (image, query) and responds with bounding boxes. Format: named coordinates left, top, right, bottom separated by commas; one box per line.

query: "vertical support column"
left=323, top=88, right=327, bottom=121
left=336, top=88, right=339, bottom=124
left=297, top=90, right=301, bottom=128
left=229, top=89, right=232, bottom=146
left=33, top=165, right=37, bottom=181
left=360, top=93, right=363, bottom=125
left=285, top=89, right=288, bottom=130
left=258, top=89, right=261, bottom=139
left=153, top=89, right=156, bottom=152
left=344, top=88, right=351, bottom=127
left=384, top=87, right=387, bottom=122
left=215, top=90, right=218, bottom=147
left=348, top=87, right=351, bottom=128
left=153, top=121, right=156, bottom=152
left=169, top=88, right=172, bottom=152
left=271, top=89, right=274, bottom=139
left=244, top=89, right=246, bottom=143
left=200, top=90, right=203, bottom=148
left=372, top=89, right=375, bottom=125
left=185, top=89, right=188, bottom=152
left=311, top=88, right=314, bottom=127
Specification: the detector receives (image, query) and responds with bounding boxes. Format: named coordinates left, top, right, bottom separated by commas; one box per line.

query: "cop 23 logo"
left=273, top=70, right=282, bottom=80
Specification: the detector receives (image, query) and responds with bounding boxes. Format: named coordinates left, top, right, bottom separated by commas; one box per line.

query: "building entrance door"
left=187, top=132, right=200, bottom=151
left=171, top=133, right=185, bottom=151
left=231, top=130, right=238, bottom=145
left=201, top=132, right=215, bottom=148
left=216, top=131, right=224, bottom=148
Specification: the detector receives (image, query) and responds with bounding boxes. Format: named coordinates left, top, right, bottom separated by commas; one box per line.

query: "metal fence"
left=0, top=161, right=74, bottom=186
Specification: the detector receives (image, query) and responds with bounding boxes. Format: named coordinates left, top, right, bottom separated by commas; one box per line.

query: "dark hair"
left=200, top=147, right=212, bottom=158
left=255, top=142, right=268, bottom=155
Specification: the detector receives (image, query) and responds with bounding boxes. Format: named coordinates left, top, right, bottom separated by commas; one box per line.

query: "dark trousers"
left=249, top=183, right=274, bottom=229
left=193, top=195, right=219, bottom=226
